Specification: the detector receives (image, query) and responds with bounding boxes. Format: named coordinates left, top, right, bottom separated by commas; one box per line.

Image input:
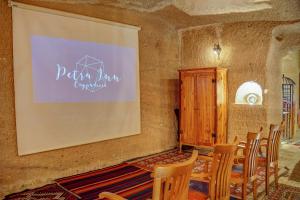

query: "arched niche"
left=235, top=81, right=263, bottom=105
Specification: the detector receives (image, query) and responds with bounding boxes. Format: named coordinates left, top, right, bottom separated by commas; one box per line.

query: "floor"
left=241, top=128, right=300, bottom=200
left=278, top=128, right=300, bottom=187
left=4, top=129, right=300, bottom=200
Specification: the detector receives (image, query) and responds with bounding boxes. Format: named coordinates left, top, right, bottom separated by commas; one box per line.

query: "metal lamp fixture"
left=213, top=43, right=222, bottom=59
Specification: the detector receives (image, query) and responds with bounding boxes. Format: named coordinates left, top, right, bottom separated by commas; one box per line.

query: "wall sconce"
left=213, top=43, right=222, bottom=59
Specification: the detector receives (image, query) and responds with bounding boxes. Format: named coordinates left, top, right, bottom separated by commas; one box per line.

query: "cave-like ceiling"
left=23, top=0, right=300, bottom=29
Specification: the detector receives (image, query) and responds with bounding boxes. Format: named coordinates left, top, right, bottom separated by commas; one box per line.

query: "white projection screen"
left=12, top=2, right=141, bottom=155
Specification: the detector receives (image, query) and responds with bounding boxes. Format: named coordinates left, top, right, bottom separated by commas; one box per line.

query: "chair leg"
left=253, top=180, right=257, bottom=200
left=274, top=163, right=279, bottom=190
left=266, top=165, right=270, bottom=195
left=242, top=183, right=247, bottom=200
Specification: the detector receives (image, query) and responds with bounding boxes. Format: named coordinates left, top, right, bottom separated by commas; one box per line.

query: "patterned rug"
left=130, top=149, right=272, bottom=199
left=4, top=184, right=78, bottom=200
left=55, top=163, right=153, bottom=199
left=267, top=183, right=300, bottom=200
left=5, top=149, right=288, bottom=200
left=128, top=149, right=211, bottom=173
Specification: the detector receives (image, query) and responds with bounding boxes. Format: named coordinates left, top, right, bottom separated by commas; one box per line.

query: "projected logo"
left=31, top=35, right=136, bottom=102
left=56, top=55, right=120, bottom=92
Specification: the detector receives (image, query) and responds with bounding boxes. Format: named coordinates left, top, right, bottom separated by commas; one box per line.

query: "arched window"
left=235, top=81, right=263, bottom=105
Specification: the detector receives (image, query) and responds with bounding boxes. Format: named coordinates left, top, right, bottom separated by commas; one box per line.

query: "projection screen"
left=12, top=2, right=141, bottom=155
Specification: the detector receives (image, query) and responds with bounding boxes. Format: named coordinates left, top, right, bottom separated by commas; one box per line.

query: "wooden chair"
left=190, top=144, right=237, bottom=200
left=258, top=122, right=284, bottom=195
left=99, top=150, right=198, bottom=200
left=231, top=132, right=261, bottom=200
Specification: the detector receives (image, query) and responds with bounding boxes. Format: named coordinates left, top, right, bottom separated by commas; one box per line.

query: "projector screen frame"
left=9, top=1, right=141, bottom=31
left=12, top=1, right=142, bottom=156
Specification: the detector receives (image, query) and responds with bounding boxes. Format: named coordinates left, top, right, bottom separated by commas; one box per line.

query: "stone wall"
left=282, top=50, right=300, bottom=131
left=179, top=22, right=284, bottom=141
left=0, top=0, right=179, bottom=197
left=1, top=0, right=299, bottom=197
left=265, top=22, right=300, bottom=133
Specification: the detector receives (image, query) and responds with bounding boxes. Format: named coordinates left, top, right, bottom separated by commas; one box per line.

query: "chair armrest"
left=99, top=192, right=127, bottom=200
left=237, top=144, right=246, bottom=149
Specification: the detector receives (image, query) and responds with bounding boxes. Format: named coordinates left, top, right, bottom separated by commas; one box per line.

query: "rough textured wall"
left=265, top=22, right=300, bottom=130
left=0, top=0, right=179, bottom=197
left=282, top=51, right=300, bottom=131
left=180, top=22, right=284, bottom=141
left=33, top=0, right=300, bottom=29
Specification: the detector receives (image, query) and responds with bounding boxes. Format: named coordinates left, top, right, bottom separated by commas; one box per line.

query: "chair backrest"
left=152, top=150, right=198, bottom=200
left=267, top=123, right=283, bottom=164
left=243, top=132, right=261, bottom=181
left=209, top=144, right=237, bottom=200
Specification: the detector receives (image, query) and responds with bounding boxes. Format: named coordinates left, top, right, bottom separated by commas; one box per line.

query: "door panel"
left=195, top=73, right=216, bottom=146
left=180, top=74, right=195, bottom=144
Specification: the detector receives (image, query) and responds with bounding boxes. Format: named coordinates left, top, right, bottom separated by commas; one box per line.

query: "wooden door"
left=179, top=68, right=227, bottom=149
left=194, top=71, right=216, bottom=146
left=180, top=73, right=196, bottom=145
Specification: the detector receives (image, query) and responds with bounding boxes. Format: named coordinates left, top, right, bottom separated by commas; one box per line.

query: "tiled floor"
left=279, top=128, right=300, bottom=187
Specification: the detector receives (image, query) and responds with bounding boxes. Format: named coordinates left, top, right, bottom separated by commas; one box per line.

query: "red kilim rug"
left=128, top=149, right=211, bottom=173
left=4, top=184, right=78, bottom=200
left=5, top=149, right=286, bottom=200
left=55, top=163, right=153, bottom=200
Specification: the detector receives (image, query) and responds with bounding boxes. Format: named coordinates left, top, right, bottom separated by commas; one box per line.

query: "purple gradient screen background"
left=31, top=35, right=137, bottom=103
